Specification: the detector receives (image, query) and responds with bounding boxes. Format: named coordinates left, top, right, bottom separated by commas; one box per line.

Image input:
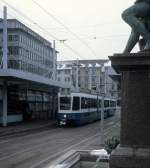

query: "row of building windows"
left=20, top=48, right=53, bottom=67
left=8, top=34, right=19, bottom=41
left=7, top=87, right=55, bottom=116
left=57, top=75, right=100, bottom=85
left=0, top=53, right=53, bottom=78
left=57, top=69, right=71, bottom=75
left=9, top=89, right=52, bottom=102
left=57, top=77, right=70, bottom=82
left=8, top=46, right=19, bottom=55
left=19, top=34, right=52, bottom=57
left=0, top=33, right=53, bottom=58
left=0, top=46, right=54, bottom=69
left=8, top=60, right=53, bottom=78
left=6, top=20, right=52, bottom=47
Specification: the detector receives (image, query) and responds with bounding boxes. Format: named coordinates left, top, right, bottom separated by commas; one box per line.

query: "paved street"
left=0, top=112, right=120, bottom=168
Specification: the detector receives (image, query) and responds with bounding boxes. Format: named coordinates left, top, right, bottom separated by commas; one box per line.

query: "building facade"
left=0, top=19, right=68, bottom=126
left=0, top=19, right=56, bottom=79
left=57, top=60, right=119, bottom=99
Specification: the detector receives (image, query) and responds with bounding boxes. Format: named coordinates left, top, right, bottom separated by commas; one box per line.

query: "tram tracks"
left=0, top=115, right=119, bottom=144
left=32, top=121, right=120, bottom=168
left=0, top=116, right=120, bottom=168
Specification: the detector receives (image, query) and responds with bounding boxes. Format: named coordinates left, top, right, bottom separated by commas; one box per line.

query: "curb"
left=0, top=121, right=56, bottom=137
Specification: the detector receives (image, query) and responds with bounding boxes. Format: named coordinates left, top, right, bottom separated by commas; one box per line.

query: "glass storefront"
left=5, top=84, right=57, bottom=122
left=0, top=88, right=2, bottom=119
left=8, top=85, right=23, bottom=115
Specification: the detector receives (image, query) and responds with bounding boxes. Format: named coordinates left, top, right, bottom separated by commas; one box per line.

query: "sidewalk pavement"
left=0, top=120, right=56, bottom=137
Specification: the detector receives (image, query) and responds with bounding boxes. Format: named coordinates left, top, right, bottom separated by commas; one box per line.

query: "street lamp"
left=100, top=65, right=105, bottom=146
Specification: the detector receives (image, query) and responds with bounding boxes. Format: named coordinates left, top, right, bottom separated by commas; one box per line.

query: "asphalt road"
left=0, top=113, right=120, bottom=168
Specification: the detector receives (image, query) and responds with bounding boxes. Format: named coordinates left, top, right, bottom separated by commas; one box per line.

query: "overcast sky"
left=0, top=0, right=138, bottom=60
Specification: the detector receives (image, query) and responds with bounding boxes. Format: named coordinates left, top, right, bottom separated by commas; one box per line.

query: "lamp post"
left=100, top=65, right=105, bottom=146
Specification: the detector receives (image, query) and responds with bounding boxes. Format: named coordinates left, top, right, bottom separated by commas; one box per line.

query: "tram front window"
left=72, top=96, right=80, bottom=110
left=60, top=97, right=71, bottom=110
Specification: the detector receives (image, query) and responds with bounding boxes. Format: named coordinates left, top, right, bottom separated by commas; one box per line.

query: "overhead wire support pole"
left=100, top=65, right=105, bottom=146
left=2, top=6, right=8, bottom=127
left=3, top=6, right=7, bottom=69
left=52, top=40, right=56, bottom=80
left=76, top=59, right=79, bottom=89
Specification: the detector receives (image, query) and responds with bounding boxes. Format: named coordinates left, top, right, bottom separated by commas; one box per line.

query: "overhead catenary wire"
left=0, top=0, right=86, bottom=60
left=38, top=22, right=123, bottom=30
left=31, top=0, right=97, bottom=57
left=53, top=34, right=129, bottom=41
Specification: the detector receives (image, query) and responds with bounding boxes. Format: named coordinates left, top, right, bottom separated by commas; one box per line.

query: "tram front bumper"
left=60, top=119, right=67, bottom=126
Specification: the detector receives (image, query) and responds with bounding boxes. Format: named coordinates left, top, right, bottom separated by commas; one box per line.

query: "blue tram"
left=57, top=92, right=116, bottom=126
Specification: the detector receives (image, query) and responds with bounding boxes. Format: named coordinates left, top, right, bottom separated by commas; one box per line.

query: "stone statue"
left=122, top=0, right=150, bottom=53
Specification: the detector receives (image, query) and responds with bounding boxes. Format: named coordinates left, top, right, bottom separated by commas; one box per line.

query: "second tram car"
left=57, top=92, right=116, bottom=126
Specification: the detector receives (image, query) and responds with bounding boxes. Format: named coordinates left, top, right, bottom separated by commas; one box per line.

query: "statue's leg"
left=123, top=30, right=140, bottom=53
left=122, top=2, right=150, bottom=51
left=144, top=19, right=150, bottom=50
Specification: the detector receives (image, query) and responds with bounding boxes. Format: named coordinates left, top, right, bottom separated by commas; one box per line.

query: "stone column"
left=109, top=53, right=150, bottom=168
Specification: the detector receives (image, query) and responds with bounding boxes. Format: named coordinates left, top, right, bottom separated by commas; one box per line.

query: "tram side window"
left=110, top=101, right=116, bottom=107
left=94, top=99, right=97, bottom=108
left=60, top=97, right=71, bottom=110
left=99, top=100, right=101, bottom=108
left=88, top=98, right=91, bottom=108
left=104, top=100, right=109, bottom=107
left=91, top=99, right=93, bottom=108
left=117, top=100, right=121, bottom=107
left=114, top=101, right=116, bottom=107
left=72, top=96, right=80, bottom=110
left=81, top=97, right=88, bottom=109
left=90, top=98, right=97, bottom=108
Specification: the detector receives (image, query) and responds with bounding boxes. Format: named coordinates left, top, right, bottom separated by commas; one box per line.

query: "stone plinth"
left=109, top=53, right=150, bottom=168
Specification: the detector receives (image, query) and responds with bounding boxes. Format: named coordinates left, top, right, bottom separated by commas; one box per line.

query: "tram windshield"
left=72, top=96, right=80, bottom=110
left=60, top=97, right=71, bottom=110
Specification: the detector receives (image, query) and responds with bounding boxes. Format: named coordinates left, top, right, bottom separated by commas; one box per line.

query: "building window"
left=8, top=46, right=19, bottom=55
left=36, top=91, right=43, bottom=102
left=43, top=93, right=50, bottom=102
left=27, top=90, right=36, bottom=101
left=92, top=76, right=96, bottom=83
left=8, top=60, right=19, bottom=69
left=65, top=77, right=67, bottom=82
left=65, top=69, right=70, bottom=74
left=8, top=34, right=19, bottom=41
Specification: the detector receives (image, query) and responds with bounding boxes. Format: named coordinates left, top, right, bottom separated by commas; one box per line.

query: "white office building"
left=0, top=18, right=69, bottom=126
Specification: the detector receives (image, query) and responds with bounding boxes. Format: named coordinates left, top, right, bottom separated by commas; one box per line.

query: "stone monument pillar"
left=109, top=52, right=150, bottom=168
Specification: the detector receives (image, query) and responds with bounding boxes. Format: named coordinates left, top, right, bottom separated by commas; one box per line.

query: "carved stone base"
left=110, top=146, right=150, bottom=168
left=109, top=53, right=150, bottom=168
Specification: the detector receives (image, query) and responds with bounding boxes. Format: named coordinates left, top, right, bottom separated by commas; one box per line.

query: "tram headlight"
left=64, top=114, right=67, bottom=118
